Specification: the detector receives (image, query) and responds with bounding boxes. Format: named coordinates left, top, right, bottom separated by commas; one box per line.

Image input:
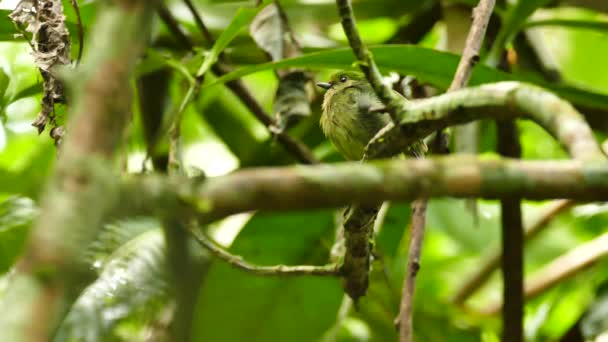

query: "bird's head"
left=316, top=71, right=368, bottom=95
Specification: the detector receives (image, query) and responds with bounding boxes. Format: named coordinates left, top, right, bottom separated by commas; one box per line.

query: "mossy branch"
left=117, top=156, right=608, bottom=223
left=366, top=81, right=605, bottom=161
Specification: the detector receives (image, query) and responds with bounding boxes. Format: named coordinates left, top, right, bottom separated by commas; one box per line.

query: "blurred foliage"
left=0, top=0, right=607, bottom=341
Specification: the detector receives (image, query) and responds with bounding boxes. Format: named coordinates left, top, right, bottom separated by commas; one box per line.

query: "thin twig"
left=395, top=2, right=496, bottom=341
left=158, top=6, right=318, bottom=164
left=189, top=226, right=341, bottom=276
left=450, top=199, right=574, bottom=304
left=447, top=0, right=496, bottom=92
left=396, top=199, right=427, bottom=341
left=182, top=0, right=214, bottom=44
left=482, top=232, right=608, bottom=315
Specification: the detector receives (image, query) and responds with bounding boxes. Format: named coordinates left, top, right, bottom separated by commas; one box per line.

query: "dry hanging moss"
left=10, top=0, right=71, bottom=139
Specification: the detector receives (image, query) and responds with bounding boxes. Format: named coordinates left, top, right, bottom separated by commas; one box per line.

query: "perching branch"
left=482, top=232, right=608, bottom=315
left=120, top=156, right=608, bottom=224
left=0, top=2, right=159, bottom=341
left=366, top=81, right=604, bottom=162
left=335, top=0, right=408, bottom=123
left=189, top=226, right=340, bottom=276
left=450, top=199, right=574, bottom=304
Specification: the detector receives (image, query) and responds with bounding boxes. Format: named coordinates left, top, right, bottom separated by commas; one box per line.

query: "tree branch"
left=396, top=198, right=427, bottom=341
left=448, top=0, right=496, bottom=92
left=396, top=2, right=496, bottom=340
left=0, top=2, right=159, bottom=341
left=188, top=225, right=340, bottom=276
left=335, top=0, right=407, bottom=123
left=118, top=156, right=608, bottom=224
left=497, top=119, right=524, bottom=342
left=366, top=81, right=604, bottom=161
left=450, top=199, right=574, bottom=304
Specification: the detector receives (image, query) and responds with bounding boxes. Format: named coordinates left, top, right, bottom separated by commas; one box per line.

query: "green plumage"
left=318, top=71, right=391, bottom=160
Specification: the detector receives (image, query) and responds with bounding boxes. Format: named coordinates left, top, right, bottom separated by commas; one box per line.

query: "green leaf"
left=0, top=10, right=17, bottom=41
left=57, top=224, right=171, bottom=342
left=192, top=210, right=343, bottom=342
left=0, top=196, right=36, bottom=274
left=523, top=18, right=608, bottom=32
left=486, top=0, right=553, bottom=65
left=376, top=202, right=411, bottom=259
left=196, top=1, right=272, bottom=78
left=204, top=45, right=608, bottom=111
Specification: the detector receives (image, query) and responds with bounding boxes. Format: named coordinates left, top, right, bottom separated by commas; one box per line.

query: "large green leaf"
left=57, top=221, right=171, bottom=342
left=204, top=45, right=608, bottom=111
left=192, top=210, right=343, bottom=342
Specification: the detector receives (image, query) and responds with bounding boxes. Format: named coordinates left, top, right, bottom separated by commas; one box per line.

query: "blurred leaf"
left=0, top=68, right=9, bottom=103
left=487, top=0, right=554, bottom=65
left=196, top=0, right=272, bottom=78
left=328, top=17, right=398, bottom=44
left=250, top=2, right=298, bottom=61
left=581, top=282, right=608, bottom=340
left=7, top=82, right=42, bottom=103
left=192, top=210, right=343, bottom=342
left=273, top=71, right=312, bottom=130
left=376, top=202, right=411, bottom=259
left=0, top=10, right=17, bottom=41
left=206, top=45, right=608, bottom=112
left=0, top=196, right=36, bottom=274
left=524, top=18, right=608, bottom=31
left=57, top=224, right=171, bottom=342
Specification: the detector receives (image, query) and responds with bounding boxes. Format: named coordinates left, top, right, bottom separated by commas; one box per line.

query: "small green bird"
left=317, top=71, right=391, bottom=160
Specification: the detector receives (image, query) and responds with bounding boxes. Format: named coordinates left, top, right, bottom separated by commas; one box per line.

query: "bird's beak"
left=316, top=82, right=333, bottom=90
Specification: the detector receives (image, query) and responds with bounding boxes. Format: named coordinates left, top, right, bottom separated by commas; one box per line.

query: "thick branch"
left=367, top=82, right=604, bottom=161
left=120, top=157, right=608, bottom=223
left=0, top=2, right=158, bottom=341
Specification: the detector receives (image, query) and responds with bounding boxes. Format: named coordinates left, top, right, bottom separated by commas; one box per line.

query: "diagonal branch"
left=335, top=0, right=408, bottom=123
left=481, top=232, right=608, bottom=315
left=450, top=199, right=574, bottom=304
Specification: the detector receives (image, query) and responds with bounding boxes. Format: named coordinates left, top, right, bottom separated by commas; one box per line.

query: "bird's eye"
left=339, top=75, right=348, bottom=83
